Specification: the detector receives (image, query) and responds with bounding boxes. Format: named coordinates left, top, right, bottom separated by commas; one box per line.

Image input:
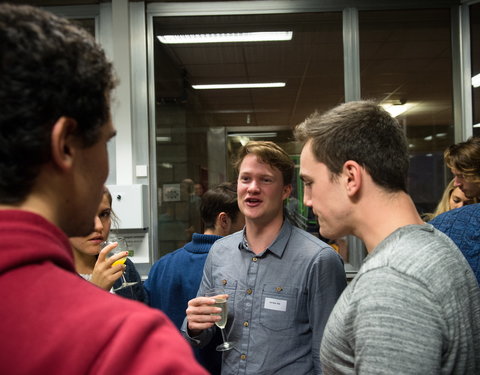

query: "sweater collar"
left=184, top=233, right=223, bottom=253
left=0, top=210, right=75, bottom=276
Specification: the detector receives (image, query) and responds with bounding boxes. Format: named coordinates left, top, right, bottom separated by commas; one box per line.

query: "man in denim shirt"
left=182, top=141, right=347, bottom=374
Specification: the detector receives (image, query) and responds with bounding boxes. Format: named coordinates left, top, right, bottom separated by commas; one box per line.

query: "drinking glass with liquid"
left=205, top=288, right=233, bottom=351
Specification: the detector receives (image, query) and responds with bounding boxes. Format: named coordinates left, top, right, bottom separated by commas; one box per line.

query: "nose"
left=93, top=215, right=103, bottom=233
left=303, top=189, right=312, bottom=207
left=453, top=176, right=462, bottom=187
left=247, top=179, right=260, bottom=193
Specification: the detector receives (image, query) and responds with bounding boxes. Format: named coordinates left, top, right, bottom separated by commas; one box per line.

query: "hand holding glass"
left=103, top=237, right=138, bottom=291
left=205, top=288, right=233, bottom=351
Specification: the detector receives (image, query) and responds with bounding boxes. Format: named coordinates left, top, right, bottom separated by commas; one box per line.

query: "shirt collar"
left=239, top=219, right=292, bottom=258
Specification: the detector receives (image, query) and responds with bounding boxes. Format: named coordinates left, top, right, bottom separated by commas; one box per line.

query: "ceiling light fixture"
left=472, top=73, right=480, bottom=88
left=228, top=132, right=277, bottom=138
left=473, top=123, right=480, bottom=128
left=157, top=31, right=293, bottom=44
left=381, top=103, right=414, bottom=118
left=192, top=82, right=285, bottom=90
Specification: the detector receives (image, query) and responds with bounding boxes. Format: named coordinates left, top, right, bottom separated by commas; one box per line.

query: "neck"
left=353, top=191, right=424, bottom=253
left=72, top=248, right=96, bottom=274
left=245, top=215, right=284, bottom=254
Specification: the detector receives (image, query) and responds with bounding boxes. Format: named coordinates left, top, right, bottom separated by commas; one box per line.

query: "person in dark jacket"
left=146, top=182, right=244, bottom=374
left=70, top=187, right=147, bottom=303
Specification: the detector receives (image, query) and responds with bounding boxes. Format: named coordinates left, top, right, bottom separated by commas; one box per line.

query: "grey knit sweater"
left=320, top=224, right=480, bottom=374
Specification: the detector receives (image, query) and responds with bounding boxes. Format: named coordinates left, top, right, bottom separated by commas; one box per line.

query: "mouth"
left=88, top=235, right=104, bottom=244
left=245, top=197, right=262, bottom=207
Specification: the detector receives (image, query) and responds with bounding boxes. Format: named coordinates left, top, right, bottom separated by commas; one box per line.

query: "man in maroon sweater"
left=0, top=4, right=207, bottom=374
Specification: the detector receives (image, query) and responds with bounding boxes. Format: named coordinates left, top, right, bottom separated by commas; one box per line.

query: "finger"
left=98, top=242, right=117, bottom=261
left=110, top=263, right=126, bottom=273
left=188, top=296, right=218, bottom=307
left=213, top=293, right=229, bottom=300
left=186, top=304, right=222, bottom=317
left=188, top=321, right=216, bottom=331
left=109, top=267, right=125, bottom=281
left=108, top=251, right=129, bottom=266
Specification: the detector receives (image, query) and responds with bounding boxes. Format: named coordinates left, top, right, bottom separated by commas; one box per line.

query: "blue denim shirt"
left=182, top=219, right=347, bottom=374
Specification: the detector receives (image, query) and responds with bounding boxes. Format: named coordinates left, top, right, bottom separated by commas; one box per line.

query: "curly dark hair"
left=0, top=4, right=116, bottom=203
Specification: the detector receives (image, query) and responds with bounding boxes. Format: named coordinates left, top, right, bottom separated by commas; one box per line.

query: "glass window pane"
left=152, top=12, right=344, bottom=257
left=471, top=3, right=480, bottom=133
left=359, top=9, right=454, bottom=215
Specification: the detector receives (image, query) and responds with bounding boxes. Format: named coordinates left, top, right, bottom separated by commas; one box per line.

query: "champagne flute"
left=104, top=237, right=138, bottom=291
left=205, top=288, right=234, bottom=351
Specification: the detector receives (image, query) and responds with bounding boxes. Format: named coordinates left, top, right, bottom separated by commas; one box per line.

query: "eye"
left=99, top=209, right=111, bottom=220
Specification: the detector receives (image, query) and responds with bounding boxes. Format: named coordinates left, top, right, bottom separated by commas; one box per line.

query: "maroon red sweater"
left=0, top=210, right=208, bottom=375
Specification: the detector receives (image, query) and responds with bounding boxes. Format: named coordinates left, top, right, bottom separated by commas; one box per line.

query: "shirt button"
left=243, top=321, right=249, bottom=327
left=246, top=288, right=253, bottom=295
left=275, top=287, right=283, bottom=292
left=252, top=257, right=258, bottom=262
left=240, top=354, right=247, bottom=360
left=222, top=279, right=227, bottom=285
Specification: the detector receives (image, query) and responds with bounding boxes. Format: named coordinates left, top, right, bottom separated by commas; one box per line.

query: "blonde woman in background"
left=424, top=179, right=478, bottom=221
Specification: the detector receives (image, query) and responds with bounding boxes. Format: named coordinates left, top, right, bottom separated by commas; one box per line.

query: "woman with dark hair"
left=70, top=187, right=147, bottom=303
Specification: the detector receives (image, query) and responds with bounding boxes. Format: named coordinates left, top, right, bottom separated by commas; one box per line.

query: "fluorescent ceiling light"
left=204, top=109, right=277, bottom=114
left=472, top=74, right=480, bottom=88
left=157, top=31, right=293, bottom=44
left=228, top=132, right=277, bottom=138
left=156, top=136, right=171, bottom=142
left=192, top=82, right=285, bottom=90
left=381, top=103, right=414, bottom=118
left=473, top=123, right=480, bottom=128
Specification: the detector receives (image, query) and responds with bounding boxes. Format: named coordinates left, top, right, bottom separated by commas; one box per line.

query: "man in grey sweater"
left=295, top=100, right=480, bottom=374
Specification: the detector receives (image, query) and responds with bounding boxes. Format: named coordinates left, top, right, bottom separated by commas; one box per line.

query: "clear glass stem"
left=220, top=328, right=228, bottom=344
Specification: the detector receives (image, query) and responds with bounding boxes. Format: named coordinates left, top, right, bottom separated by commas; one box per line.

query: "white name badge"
left=264, top=297, right=287, bottom=312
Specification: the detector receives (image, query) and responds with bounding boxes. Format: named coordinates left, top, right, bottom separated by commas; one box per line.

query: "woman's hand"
left=90, top=242, right=128, bottom=291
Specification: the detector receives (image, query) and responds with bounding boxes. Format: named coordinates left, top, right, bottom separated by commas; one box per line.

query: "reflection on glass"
left=152, top=12, right=344, bottom=258
left=471, top=3, right=480, bottom=135
left=359, top=9, right=454, bottom=215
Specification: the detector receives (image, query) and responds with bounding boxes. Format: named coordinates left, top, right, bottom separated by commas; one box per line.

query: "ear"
left=343, top=160, right=362, bottom=197
left=214, top=212, right=231, bottom=236
left=218, top=212, right=230, bottom=229
left=282, top=184, right=292, bottom=200
left=50, top=116, right=78, bottom=172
